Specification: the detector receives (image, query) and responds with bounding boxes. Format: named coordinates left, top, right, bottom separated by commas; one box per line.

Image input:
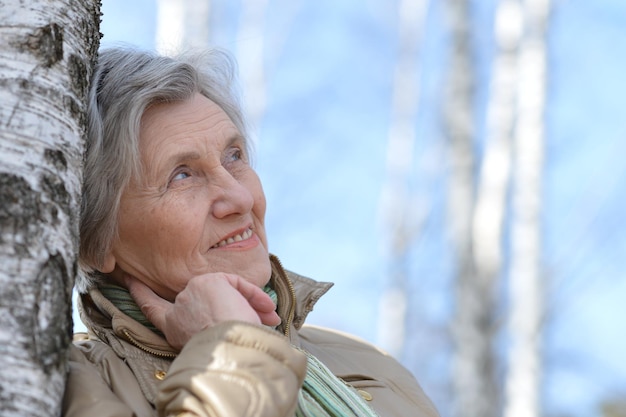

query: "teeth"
left=212, top=228, right=252, bottom=248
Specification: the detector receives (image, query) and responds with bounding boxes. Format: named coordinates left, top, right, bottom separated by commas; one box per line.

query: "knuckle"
left=174, top=289, right=191, bottom=304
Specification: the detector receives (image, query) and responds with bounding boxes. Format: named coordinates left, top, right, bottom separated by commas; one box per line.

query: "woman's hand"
left=125, top=273, right=281, bottom=350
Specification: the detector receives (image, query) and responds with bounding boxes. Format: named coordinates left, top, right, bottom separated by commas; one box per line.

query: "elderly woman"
left=62, top=47, right=439, bottom=417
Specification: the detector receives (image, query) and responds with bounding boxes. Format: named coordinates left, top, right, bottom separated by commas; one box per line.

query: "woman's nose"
left=210, top=169, right=254, bottom=218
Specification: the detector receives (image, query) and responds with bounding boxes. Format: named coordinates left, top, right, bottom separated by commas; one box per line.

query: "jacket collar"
left=269, top=254, right=333, bottom=343
left=79, top=255, right=333, bottom=354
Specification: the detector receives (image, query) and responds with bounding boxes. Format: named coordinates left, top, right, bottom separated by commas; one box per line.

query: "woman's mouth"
left=211, top=228, right=253, bottom=248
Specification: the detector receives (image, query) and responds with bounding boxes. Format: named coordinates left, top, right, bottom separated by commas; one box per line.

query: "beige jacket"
left=63, top=256, right=439, bottom=417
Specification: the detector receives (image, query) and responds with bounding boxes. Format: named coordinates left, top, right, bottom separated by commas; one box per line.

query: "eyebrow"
left=164, top=151, right=201, bottom=168
left=162, top=134, right=245, bottom=168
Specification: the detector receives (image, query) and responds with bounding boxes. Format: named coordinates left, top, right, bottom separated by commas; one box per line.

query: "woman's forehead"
left=139, top=94, right=241, bottom=152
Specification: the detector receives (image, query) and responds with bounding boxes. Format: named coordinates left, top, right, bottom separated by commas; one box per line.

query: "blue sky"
left=72, top=1, right=626, bottom=416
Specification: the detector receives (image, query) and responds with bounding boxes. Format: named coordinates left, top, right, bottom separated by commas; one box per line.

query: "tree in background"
left=378, top=0, right=428, bottom=361
left=235, top=0, right=269, bottom=128
left=450, top=0, right=525, bottom=415
left=234, top=0, right=301, bottom=136
left=445, top=0, right=549, bottom=414
left=504, top=0, right=550, bottom=416
left=0, top=1, right=100, bottom=415
left=155, top=0, right=211, bottom=53
left=443, top=0, right=500, bottom=416
left=444, top=0, right=547, bottom=417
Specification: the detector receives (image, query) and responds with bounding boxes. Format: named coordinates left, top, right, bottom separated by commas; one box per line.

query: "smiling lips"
left=211, top=227, right=254, bottom=249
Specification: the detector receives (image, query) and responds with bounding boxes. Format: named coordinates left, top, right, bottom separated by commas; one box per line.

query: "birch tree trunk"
left=472, top=0, right=521, bottom=315
left=460, top=0, right=524, bottom=412
left=445, top=0, right=499, bottom=416
left=377, top=0, right=427, bottom=359
left=0, top=1, right=100, bottom=415
left=504, top=0, right=549, bottom=416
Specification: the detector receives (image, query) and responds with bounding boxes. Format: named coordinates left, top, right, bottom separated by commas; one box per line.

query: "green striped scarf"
left=100, top=284, right=378, bottom=417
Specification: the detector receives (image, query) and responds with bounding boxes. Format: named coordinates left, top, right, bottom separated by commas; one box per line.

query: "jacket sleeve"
left=156, top=321, right=307, bottom=417
left=63, top=322, right=307, bottom=417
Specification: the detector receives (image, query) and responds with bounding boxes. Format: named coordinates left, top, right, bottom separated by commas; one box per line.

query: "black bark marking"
left=25, top=23, right=64, bottom=68
left=44, top=149, right=67, bottom=172
left=62, top=94, right=83, bottom=125
left=0, top=174, right=42, bottom=255
left=40, top=174, right=69, bottom=225
left=0, top=172, right=71, bottom=252
left=67, top=54, right=88, bottom=99
left=32, top=252, right=72, bottom=374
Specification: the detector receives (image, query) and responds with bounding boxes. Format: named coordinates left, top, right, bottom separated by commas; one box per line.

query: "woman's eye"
left=170, top=168, right=191, bottom=184
left=225, top=147, right=245, bottom=164
left=173, top=172, right=190, bottom=180
left=229, top=149, right=242, bottom=161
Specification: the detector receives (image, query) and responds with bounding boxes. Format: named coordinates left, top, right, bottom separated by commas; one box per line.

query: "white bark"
left=472, top=0, right=521, bottom=291
left=0, top=1, right=99, bottom=415
left=445, top=0, right=500, bottom=416
left=456, top=2, right=522, bottom=413
left=504, top=0, right=549, bottom=416
left=156, top=0, right=211, bottom=54
left=458, top=4, right=522, bottom=416
left=236, top=0, right=269, bottom=133
left=377, top=0, right=427, bottom=358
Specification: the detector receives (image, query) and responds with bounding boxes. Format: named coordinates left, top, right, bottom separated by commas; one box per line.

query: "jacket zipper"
left=272, top=256, right=297, bottom=340
left=122, top=329, right=178, bottom=359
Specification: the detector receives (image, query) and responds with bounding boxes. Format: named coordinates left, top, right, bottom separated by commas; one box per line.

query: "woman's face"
left=103, top=93, right=271, bottom=301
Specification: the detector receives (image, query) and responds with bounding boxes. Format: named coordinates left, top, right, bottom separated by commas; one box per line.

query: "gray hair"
left=77, top=46, right=250, bottom=291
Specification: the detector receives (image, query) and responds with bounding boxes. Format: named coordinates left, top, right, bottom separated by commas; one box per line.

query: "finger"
left=125, top=277, right=171, bottom=331
left=259, top=310, right=282, bottom=327
left=227, top=275, right=277, bottom=312
left=225, top=276, right=281, bottom=326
